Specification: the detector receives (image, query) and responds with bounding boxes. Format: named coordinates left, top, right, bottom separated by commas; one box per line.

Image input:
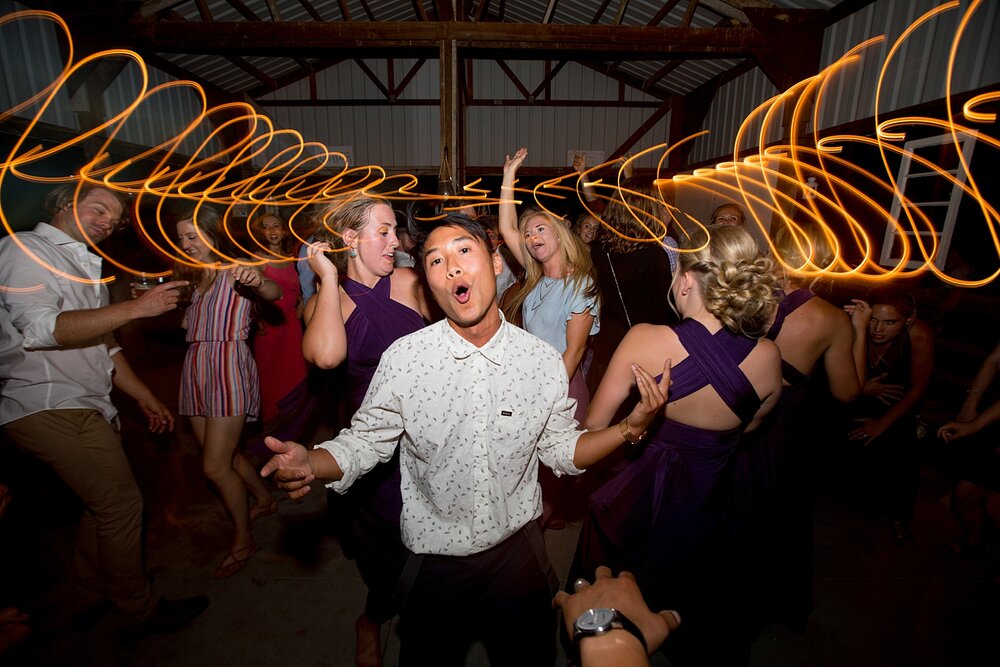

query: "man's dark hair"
left=406, top=205, right=492, bottom=272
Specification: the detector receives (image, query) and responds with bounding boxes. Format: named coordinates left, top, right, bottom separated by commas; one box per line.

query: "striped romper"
left=179, top=272, right=260, bottom=421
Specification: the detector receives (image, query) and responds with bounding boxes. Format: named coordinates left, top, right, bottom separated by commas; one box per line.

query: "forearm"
left=563, top=346, right=585, bottom=380
left=54, top=301, right=141, bottom=347
left=309, top=447, right=344, bottom=481
left=254, top=277, right=282, bottom=301
left=110, top=351, right=155, bottom=402
left=499, top=173, right=525, bottom=267
left=574, top=422, right=631, bottom=469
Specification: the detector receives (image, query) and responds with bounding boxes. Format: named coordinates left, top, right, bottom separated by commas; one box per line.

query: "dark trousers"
left=397, top=522, right=558, bottom=667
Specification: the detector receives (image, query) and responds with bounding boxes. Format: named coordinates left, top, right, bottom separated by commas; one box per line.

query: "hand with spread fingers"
left=553, top=566, right=680, bottom=665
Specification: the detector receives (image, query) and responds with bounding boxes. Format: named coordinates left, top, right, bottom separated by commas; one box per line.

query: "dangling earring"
left=349, top=248, right=358, bottom=258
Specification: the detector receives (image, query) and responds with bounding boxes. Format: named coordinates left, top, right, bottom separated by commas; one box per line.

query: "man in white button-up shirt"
left=0, top=184, right=207, bottom=638
left=264, top=213, right=669, bottom=664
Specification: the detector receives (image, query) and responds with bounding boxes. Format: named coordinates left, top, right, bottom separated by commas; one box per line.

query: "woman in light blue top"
left=499, top=148, right=600, bottom=416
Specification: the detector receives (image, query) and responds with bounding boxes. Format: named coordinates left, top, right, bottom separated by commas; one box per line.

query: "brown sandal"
left=249, top=498, right=278, bottom=524
left=214, top=541, right=260, bottom=579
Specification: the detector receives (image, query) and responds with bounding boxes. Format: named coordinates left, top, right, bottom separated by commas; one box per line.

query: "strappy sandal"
left=249, top=497, right=278, bottom=524
left=214, top=541, right=260, bottom=579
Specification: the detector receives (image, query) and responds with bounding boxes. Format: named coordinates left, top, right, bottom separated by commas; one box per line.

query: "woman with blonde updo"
left=570, top=224, right=783, bottom=666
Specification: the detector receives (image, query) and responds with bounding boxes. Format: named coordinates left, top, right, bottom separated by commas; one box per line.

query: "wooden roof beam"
left=123, top=20, right=776, bottom=58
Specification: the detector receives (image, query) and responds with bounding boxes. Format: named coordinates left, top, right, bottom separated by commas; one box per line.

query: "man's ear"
left=493, top=247, right=503, bottom=277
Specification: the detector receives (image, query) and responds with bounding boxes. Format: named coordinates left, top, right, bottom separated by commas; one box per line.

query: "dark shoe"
left=116, top=595, right=209, bottom=643
left=71, top=599, right=112, bottom=632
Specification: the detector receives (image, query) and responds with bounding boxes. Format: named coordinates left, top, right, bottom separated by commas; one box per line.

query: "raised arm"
left=301, top=243, right=348, bottom=368
left=846, top=299, right=871, bottom=387
left=585, top=324, right=663, bottom=430
left=822, top=307, right=863, bottom=402
left=499, top=148, right=529, bottom=268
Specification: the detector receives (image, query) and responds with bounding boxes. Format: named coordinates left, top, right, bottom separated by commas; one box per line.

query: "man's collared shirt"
left=0, top=222, right=118, bottom=426
left=320, top=314, right=584, bottom=556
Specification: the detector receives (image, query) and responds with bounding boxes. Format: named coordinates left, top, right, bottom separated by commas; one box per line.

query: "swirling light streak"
left=1, top=4, right=998, bottom=292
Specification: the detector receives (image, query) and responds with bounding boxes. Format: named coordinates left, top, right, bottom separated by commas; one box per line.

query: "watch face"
left=577, top=608, right=616, bottom=632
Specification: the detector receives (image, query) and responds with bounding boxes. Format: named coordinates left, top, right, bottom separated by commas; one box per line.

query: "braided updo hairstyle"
left=678, top=224, right=778, bottom=338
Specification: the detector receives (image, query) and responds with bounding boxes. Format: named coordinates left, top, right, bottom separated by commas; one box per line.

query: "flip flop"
left=214, top=541, right=260, bottom=579
left=249, top=498, right=278, bottom=524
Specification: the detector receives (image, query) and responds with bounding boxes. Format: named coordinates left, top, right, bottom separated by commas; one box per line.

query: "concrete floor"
left=1, top=316, right=997, bottom=666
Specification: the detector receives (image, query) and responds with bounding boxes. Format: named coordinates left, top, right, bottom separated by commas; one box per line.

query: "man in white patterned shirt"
left=263, top=213, right=669, bottom=665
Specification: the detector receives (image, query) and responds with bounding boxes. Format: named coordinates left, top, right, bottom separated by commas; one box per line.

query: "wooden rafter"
left=610, top=97, right=673, bottom=159
left=699, top=0, right=748, bottom=23
left=580, top=61, right=668, bottom=101
left=228, top=56, right=276, bottom=89
left=590, top=0, right=613, bottom=24
left=358, top=0, right=376, bottom=21
left=542, top=0, right=559, bottom=24
left=246, top=58, right=344, bottom=98
left=264, top=0, right=282, bottom=22
left=681, top=0, right=698, bottom=27
left=260, top=98, right=661, bottom=108
left=648, top=0, right=683, bottom=26
left=353, top=59, right=391, bottom=98
left=225, top=0, right=261, bottom=22
left=412, top=0, right=429, bottom=21
left=826, top=0, right=879, bottom=26
left=193, top=0, right=213, bottom=21
left=473, top=0, right=490, bottom=22
left=495, top=60, right=531, bottom=100
left=337, top=0, right=351, bottom=21
left=296, top=0, right=323, bottom=21
left=137, top=0, right=186, bottom=19
left=123, top=20, right=777, bottom=58
left=394, top=58, right=428, bottom=97
left=611, top=0, right=632, bottom=26
left=435, top=1, right=456, bottom=21
left=531, top=60, right=567, bottom=98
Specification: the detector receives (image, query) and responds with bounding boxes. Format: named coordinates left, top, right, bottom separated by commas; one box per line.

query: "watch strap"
left=573, top=608, right=648, bottom=655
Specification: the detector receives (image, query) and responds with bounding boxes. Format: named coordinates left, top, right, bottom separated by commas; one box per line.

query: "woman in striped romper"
left=175, top=206, right=282, bottom=579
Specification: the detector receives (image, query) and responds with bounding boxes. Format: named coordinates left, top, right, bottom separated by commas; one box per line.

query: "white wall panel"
left=0, top=0, right=77, bottom=130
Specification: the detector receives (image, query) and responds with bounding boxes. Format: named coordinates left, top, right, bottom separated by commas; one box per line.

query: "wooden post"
left=439, top=38, right=461, bottom=193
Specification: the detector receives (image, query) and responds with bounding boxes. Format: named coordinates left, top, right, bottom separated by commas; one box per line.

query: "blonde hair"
left=313, top=194, right=391, bottom=272
left=597, top=177, right=670, bottom=253
left=771, top=221, right=836, bottom=288
left=679, top=224, right=778, bottom=338
left=502, top=207, right=599, bottom=321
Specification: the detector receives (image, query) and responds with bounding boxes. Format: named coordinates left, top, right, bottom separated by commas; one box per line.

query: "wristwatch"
left=572, top=607, right=648, bottom=654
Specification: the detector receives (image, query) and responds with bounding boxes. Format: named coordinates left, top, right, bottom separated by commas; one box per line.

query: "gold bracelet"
left=618, top=417, right=646, bottom=444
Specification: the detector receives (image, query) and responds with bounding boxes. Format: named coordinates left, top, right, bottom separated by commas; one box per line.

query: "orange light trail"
left=0, top=3, right=998, bottom=291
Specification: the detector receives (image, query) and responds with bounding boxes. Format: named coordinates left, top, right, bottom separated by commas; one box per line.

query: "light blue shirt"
left=522, top=276, right=600, bottom=354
